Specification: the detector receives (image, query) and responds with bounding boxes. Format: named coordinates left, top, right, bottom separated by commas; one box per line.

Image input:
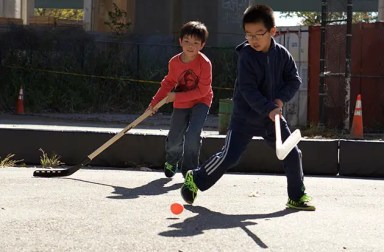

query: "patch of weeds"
left=301, top=123, right=342, bottom=139
left=0, top=154, right=24, bottom=167
left=39, top=148, right=65, bottom=168
left=104, top=3, right=131, bottom=35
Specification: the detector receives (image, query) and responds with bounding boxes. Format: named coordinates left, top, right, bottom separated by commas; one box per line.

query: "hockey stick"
left=274, top=114, right=301, bottom=160
left=33, top=97, right=168, bottom=177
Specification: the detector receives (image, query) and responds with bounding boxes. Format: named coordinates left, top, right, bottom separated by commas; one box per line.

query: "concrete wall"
left=132, top=0, right=246, bottom=46
left=133, top=0, right=176, bottom=38
left=0, top=127, right=342, bottom=176
left=339, top=140, right=384, bottom=177
left=216, top=0, right=248, bottom=46
left=3, top=126, right=384, bottom=177
left=85, top=0, right=134, bottom=32
left=179, top=0, right=220, bottom=45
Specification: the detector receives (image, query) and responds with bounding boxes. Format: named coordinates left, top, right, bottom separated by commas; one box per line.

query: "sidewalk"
left=0, top=112, right=219, bottom=131
left=3, top=112, right=383, bottom=139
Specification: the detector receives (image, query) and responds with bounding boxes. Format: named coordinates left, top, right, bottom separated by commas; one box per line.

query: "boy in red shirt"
left=147, top=21, right=213, bottom=178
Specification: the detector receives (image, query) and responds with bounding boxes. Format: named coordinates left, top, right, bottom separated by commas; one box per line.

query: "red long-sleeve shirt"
left=150, top=52, right=213, bottom=109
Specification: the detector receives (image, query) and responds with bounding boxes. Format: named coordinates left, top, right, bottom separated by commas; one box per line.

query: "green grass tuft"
left=39, top=148, right=65, bottom=168
left=0, top=154, right=24, bottom=168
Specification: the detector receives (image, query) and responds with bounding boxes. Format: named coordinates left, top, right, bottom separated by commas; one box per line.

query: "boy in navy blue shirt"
left=181, top=4, right=315, bottom=211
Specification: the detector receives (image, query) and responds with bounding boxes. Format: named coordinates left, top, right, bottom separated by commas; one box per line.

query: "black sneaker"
left=164, top=162, right=178, bottom=178
left=286, top=194, right=316, bottom=211
left=180, top=170, right=198, bottom=204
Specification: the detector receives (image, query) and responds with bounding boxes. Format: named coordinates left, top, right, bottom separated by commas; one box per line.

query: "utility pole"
left=83, top=0, right=93, bottom=31
left=379, top=0, right=384, bottom=21
left=319, top=0, right=327, bottom=128
left=20, top=0, right=34, bottom=25
left=345, top=0, right=353, bottom=131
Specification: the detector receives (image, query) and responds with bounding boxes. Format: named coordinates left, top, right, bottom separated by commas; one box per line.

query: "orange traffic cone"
left=350, top=94, right=363, bottom=139
left=16, top=86, right=24, bottom=114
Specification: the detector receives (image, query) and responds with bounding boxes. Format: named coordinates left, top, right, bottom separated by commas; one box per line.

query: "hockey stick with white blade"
left=33, top=97, right=168, bottom=177
left=274, top=114, right=301, bottom=160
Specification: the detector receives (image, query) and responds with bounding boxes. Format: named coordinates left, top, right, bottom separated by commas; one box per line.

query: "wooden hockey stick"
left=33, top=97, right=168, bottom=177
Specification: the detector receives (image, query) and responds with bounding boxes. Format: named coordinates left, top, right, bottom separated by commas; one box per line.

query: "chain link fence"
left=320, top=0, right=384, bottom=131
left=0, top=24, right=236, bottom=114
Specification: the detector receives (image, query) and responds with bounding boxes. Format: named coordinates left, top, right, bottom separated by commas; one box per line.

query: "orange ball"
left=170, top=202, right=184, bottom=215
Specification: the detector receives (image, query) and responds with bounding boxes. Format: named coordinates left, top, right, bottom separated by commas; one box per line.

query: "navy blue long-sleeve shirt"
left=230, top=38, right=301, bottom=134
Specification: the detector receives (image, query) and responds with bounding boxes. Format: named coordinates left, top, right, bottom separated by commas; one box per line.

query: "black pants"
left=193, top=117, right=305, bottom=201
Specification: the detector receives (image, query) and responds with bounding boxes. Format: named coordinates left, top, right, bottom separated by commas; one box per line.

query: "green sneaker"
left=286, top=194, right=316, bottom=211
left=300, top=193, right=312, bottom=202
left=181, top=170, right=198, bottom=204
left=164, top=162, right=178, bottom=178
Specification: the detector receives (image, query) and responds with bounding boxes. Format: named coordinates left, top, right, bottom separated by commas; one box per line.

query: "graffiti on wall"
left=221, top=0, right=249, bottom=24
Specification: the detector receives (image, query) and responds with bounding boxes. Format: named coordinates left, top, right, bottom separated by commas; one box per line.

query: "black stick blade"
left=33, top=158, right=91, bottom=177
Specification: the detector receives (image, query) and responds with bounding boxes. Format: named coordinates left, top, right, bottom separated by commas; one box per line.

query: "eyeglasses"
left=245, top=30, right=268, bottom=40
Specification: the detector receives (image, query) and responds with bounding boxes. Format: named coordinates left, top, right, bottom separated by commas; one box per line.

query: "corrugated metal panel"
left=275, top=26, right=309, bottom=127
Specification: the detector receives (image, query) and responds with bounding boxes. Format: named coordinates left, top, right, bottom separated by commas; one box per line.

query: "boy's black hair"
left=242, top=5, right=275, bottom=30
left=180, top=21, right=209, bottom=43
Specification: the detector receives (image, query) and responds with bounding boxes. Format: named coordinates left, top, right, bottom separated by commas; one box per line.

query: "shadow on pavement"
left=65, top=177, right=182, bottom=199
left=159, top=205, right=298, bottom=248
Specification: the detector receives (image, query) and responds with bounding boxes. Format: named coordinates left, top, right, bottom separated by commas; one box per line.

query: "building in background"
left=0, top=0, right=33, bottom=24
left=0, top=0, right=380, bottom=46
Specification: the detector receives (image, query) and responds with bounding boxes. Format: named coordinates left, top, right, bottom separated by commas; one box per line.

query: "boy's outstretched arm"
left=148, top=62, right=177, bottom=112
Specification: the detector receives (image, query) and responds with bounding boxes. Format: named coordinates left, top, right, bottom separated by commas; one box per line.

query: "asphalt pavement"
left=1, top=167, right=383, bottom=252
left=1, top=112, right=384, bottom=251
